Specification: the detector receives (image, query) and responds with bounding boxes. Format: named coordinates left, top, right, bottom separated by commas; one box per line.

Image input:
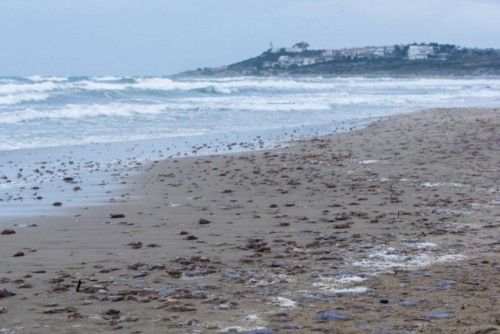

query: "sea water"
left=1, top=76, right=500, bottom=218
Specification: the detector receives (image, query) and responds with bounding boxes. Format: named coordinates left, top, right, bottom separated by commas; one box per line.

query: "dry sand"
left=1, top=108, right=499, bottom=333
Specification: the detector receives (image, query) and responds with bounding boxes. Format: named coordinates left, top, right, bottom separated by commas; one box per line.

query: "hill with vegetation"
left=180, top=43, right=500, bottom=77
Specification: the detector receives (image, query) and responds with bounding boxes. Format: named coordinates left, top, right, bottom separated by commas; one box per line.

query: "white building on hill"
left=285, top=46, right=302, bottom=53
left=302, top=57, right=316, bottom=66
left=408, top=45, right=434, bottom=60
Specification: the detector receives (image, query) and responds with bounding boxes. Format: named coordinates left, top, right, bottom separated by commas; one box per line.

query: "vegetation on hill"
left=180, top=43, right=500, bottom=77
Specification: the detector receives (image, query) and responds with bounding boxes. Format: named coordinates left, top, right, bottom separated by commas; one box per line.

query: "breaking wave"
left=1, top=75, right=500, bottom=151
left=0, top=103, right=169, bottom=124
left=2, top=76, right=500, bottom=96
left=0, top=93, right=50, bottom=106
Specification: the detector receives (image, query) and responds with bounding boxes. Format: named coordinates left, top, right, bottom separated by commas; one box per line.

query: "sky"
left=1, top=0, right=499, bottom=76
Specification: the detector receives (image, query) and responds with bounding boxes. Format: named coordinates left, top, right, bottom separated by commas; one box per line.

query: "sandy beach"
left=1, top=108, right=499, bottom=333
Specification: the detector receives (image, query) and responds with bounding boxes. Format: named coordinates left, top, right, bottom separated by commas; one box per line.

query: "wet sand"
left=1, top=108, right=499, bottom=333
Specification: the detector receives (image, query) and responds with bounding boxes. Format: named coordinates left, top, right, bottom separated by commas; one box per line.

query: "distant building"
left=322, top=49, right=335, bottom=57
left=290, top=57, right=304, bottom=66
left=371, top=47, right=385, bottom=57
left=342, top=48, right=365, bottom=58
left=383, top=45, right=396, bottom=56
left=302, top=57, right=316, bottom=66
left=408, top=45, right=434, bottom=60
left=262, top=61, right=273, bottom=68
left=370, top=46, right=394, bottom=57
left=278, top=55, right=290, bottom=63
left=285, top=46, right=302, bottom=53
left=263, top=43, right=443, bottom=70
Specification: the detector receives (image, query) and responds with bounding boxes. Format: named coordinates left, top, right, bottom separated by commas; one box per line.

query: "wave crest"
left=0, top=93, right=49, bottom=106
left=0, top=103, right=168, bottom=124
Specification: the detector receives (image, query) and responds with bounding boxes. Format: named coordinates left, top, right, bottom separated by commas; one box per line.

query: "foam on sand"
left=312, top=273, right=368, bottom=294
left=358, top=159, right=378, bottom=164
left=421, top=182, right=465, bottom=188
left=352, top=244, right=466, bottom=272
left=309, top=242, right=465, bottom=297
left=273, top=296, right=297, bottom=308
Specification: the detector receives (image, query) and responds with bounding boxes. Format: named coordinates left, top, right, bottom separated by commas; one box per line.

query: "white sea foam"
left=0, top=130, right=207, bottom=151
left=0, top=93, right=49, bottom=105
left=313, top=274, right=367, bottom=293
left=243, top=314, right=262, bottom=322
left=0, top=81, right=58, bottom=95
left=435, top=208, right=473, bottom=216
left=26, top=75, right=68, bottom=82
left=306, top=243, right=467, bottom=299
left=434, top=254, right=467, bottom=263
left=273, top=296, right=297, bottom=308
left=421, top=182, right=465, bottom=188
left=1, top=76, right=500, bottom=151
left=359, top=159, right=378, bottom=164
left=405, top=242, right=438, bottom=250
left=353, top=246, right=465, bottom=271
left=27, top=75, right=44, bottom=82
left=222, top=312, right=269, bottom=333
left=334, top=286, right=369, bottom=294
left=91, top=76, right=125, bottom=81
left=0, top=98, right=333, bottom=125
left=0, top=103, right=169, bottom=124
left=221, top=326, right=269, bottom=333
left=9, top=75, right=499, bottom=95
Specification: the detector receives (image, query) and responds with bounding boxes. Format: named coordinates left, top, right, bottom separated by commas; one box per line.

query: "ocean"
left=2, top=76, right=500, bottom=151
left=1, top=76, right=500, bottom=218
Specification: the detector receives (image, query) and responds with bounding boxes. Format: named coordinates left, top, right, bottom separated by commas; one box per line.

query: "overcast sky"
left=1, top=0, right=499, bottom=76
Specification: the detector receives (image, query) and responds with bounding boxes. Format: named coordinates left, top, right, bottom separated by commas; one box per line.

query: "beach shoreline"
left=0, top=117, right=376, bottom=222
left=1, top=108, right=499, bottom=333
